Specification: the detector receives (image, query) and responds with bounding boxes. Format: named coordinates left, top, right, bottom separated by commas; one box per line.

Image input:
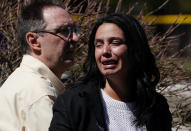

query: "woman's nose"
left=103, top=45, right=111, bottom=57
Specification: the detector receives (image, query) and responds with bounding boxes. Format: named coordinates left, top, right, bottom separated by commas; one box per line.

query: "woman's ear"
left=26, top=32, right=41, bottom=52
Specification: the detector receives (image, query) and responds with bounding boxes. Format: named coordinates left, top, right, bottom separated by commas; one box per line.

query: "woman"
left=49, top=14, right=172, bottom=131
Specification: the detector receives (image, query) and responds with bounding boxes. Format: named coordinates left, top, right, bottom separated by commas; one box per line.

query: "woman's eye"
left=95, top=42, right=103, bottom=48
left=111, top=40, right=121, bottom=45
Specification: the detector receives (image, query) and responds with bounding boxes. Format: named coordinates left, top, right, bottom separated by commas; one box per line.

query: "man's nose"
left=71, top=32, right=79, bottom=42
left=67, top=32, right=79, bottom=50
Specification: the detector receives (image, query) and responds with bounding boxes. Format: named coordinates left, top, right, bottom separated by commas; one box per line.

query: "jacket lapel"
left=85, top=80, right=107, bottom=131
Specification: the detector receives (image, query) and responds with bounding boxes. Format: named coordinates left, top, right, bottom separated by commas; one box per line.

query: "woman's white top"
left=100, top=89, right=146, bottom=131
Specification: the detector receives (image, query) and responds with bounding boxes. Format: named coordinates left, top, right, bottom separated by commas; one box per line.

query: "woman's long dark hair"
left=83, top=13, right=160, bottom=126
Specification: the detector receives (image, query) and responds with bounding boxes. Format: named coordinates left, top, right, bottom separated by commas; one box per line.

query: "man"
left=0, top=0, right=79, bottom=130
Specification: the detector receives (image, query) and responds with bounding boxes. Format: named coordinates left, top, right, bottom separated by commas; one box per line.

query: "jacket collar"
left=82, top=80, right=107, bottom=131
left=20, top=55, right=65, bottom=94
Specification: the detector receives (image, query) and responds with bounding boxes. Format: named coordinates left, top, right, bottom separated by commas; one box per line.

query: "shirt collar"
left=20, top=55, right=65, bottom=94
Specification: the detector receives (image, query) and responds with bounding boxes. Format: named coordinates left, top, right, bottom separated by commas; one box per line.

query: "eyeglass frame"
left=33, top=26, right=80, bottom=41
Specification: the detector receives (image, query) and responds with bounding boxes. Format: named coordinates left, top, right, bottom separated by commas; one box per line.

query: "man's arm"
left=24, top=96, right=55, bottom=131
left=0, top=92, right=21, bottom=131
left=0, top=93, right=55, bottom=131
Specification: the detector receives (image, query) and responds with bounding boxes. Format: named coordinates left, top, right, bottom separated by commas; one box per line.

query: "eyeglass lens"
left=58, top=26, right=80, bottom=38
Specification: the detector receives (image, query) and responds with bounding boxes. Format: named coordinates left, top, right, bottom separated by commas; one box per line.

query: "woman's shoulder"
left=154, top=92, right=172, bottom=123
left=155, top=92, right=170, bottom=110
left=58, top=80, right=98, bottom=101
left=146, top=92, right=172, bottom=130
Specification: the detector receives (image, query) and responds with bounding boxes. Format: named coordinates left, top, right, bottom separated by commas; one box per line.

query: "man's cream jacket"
left=0, top=55, right=64, bottom=131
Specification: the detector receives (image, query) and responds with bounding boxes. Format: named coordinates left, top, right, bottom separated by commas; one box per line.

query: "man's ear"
left=26, top=32, right=41, bottom=52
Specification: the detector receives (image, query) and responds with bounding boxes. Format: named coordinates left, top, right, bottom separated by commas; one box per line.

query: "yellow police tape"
left=72, top=14, right=191, bottom=25
left=142, top=15, right=191, bottom=24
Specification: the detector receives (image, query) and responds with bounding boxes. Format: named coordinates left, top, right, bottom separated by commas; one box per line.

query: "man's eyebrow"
left=57, top=25, right=69, bottom=29
left=57, top=22, right=75, bottom=28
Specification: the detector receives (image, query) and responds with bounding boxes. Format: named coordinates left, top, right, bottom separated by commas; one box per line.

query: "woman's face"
left=94, top=23, right=129, bottom=78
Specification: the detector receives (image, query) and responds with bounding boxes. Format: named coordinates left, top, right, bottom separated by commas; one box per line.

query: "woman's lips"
left=102, top=60, right=117, bottom=69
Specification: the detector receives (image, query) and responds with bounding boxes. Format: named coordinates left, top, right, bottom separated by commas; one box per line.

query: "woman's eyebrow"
left=108, top=37, right=126, bottom=43
left=109, top=37, right=124, bottom=41
left=94, top=39, right=103, bottom=43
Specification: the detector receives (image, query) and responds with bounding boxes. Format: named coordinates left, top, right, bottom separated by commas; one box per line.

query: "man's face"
left=39, top=6, right=79, bottom=77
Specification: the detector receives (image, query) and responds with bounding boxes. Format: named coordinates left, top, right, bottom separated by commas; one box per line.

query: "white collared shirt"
left=0, top=55, right=64, bottom=131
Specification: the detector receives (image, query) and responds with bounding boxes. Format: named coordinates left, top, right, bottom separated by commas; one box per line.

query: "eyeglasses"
left=33, top=26, right=80, bottom=40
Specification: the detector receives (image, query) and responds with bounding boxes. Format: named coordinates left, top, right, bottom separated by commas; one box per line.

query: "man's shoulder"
left=0, top=67, right=54, bottom=105
left=1, top=67, right=50, bottom=90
